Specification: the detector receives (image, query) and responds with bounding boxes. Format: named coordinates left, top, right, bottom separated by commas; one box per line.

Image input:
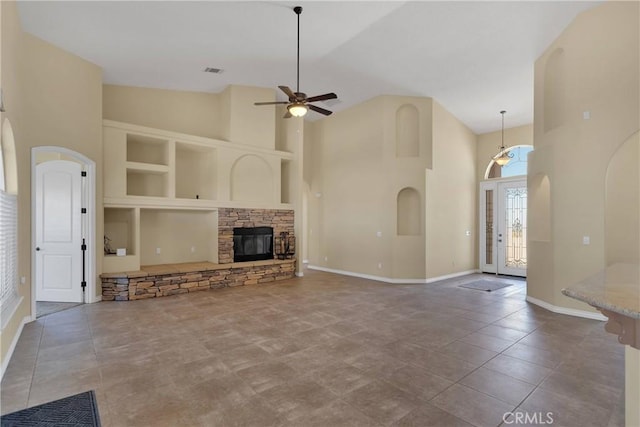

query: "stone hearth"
left=101, top=259, right=295, bottom=301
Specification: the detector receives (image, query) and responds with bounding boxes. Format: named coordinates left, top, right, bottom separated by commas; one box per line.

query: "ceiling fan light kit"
left=288, top=102, right=308, bottom=117
left=254, top=6, right=338, bottom=118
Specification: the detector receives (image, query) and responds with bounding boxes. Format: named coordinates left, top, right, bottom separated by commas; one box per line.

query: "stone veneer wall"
left=218, top=208, right=294, bottom=264
left=101, top=260, right=295, bottom=301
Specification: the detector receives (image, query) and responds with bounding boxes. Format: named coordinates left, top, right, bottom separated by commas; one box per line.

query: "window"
left=1, top=119, right=19, bottom=326
left=485, top=145, right=533, bottom=179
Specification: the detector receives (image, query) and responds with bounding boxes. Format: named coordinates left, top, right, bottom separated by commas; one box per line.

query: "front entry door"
left=35, top=160, right=83, bottom=302
left=480, top=179, right=527, bottom=277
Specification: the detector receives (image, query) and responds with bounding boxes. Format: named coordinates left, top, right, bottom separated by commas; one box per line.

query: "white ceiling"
left=17, top=1, right=599, bottom=134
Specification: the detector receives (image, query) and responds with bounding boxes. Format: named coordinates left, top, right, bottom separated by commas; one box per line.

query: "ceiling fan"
left=254, top=6, right=338, bottom=118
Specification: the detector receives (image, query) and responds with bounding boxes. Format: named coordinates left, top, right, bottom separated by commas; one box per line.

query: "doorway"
left=31, top=147, right=96, bottom=317
left=479, top=178, right=527, bottom=277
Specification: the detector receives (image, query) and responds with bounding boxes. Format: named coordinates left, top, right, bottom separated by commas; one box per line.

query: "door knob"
left=36, top=247, right=41, bottom=251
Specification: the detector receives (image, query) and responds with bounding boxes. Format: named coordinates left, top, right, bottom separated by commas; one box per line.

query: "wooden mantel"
left=562, top=263, right=640, bottom=349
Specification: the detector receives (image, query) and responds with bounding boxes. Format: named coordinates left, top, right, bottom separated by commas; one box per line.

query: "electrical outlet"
left=324, top=256, right=328, bottom=262
left=191, top=246, right=196, bottom=253
left=582, top=236, right=590, bottom=245
left=377, top=263, right=383, bottom=269
left=20, top=276, right=26, bottom=285
left=376, top=231, right=382, bottom=238
left=156, top=247, right=161, bottom=255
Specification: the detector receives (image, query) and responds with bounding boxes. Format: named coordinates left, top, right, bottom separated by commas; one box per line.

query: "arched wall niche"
left=397, top=187, right=421, bottom=236
left=605, top=131, right=639, bottom=265
left=396, top=104, right=419, bottom=158
left=544, top=48, right=566, bottom=133
left=1, top=119, right=18, bottom=194
left=230, top=154, right=274, bottom=203
left=529, top=173, right=551, bottom=242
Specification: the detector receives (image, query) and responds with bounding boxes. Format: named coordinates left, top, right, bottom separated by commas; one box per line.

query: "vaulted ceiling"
left=17, top=1, right=599, bottom=133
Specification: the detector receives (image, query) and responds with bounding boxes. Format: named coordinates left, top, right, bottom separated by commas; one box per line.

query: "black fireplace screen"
left=233, top=227, right=274, bottom=262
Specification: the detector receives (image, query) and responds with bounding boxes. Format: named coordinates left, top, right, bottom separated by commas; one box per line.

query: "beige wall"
left=427, top=101, right=477, bottom=278
left=103, top=85, right=222, bottom=140
left=221, top=85, right=276, bottom=150
left=1, top=1, right=103, bottom=367
left=139, top=210, right=217, bottom=265
left=306, top=95, right=476, bottom=280
left=529, top=1, right=639, bottom=312
left=104, top=83, right=279, bottom=150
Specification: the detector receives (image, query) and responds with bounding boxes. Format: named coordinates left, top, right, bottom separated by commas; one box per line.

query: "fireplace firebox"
left=233, top=227, right=274, bottom=262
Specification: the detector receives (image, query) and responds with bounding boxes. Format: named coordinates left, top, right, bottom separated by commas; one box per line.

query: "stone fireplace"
left=218, top=208, right=294, bottom=264
left=233, top=226, right=274, bottom=262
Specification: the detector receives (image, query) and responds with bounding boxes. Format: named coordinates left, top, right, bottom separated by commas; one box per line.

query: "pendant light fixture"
left=493, top=110, right=513, bottom=166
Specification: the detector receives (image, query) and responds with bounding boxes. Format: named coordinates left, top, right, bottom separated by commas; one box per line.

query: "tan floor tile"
left=431, top=383, right=515, bottom=427
left=282, top=399, right=381, bottom=426
left=310, top=362, right=375, bottom=396
left=502, top=342, right=565, bottom=369
left=0, top=271, right=625, bottom=427
left=343, top=380, right=420, bottom=426
left=393, top=402, right=474, bottom=427
left=213, top=343, right=272, bottom=372
left=345, top=352, right=408, bottom=376
left=477, top=324, right=530, bottom=341
left=538, top=371, right=622, bottom=412
left=459, top=367, right=535, bottom=406
left=235, top=360, right=301, bottom=393
left=436, top=341, right=498, bottom=365
left=258, top=377, right=338, bottom=422
left=459, top=331, right=516, bottom=352
left=516, top=387, right=614, bottom=427
left=483, top=354, right=552, bottom=385
left=379, top=365, right=453, bottom=401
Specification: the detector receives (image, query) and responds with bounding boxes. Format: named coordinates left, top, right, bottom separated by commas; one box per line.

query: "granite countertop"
left=562, top=263, right=640, bottom=319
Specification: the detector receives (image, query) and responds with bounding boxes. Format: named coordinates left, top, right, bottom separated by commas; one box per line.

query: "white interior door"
left=480, top=179, right=527, bottom=277
left=35, top=160, right=83, bottom=302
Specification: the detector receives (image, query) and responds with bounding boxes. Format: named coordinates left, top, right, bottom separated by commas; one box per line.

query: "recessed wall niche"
left=605, top=131, right=639, bottom=265
left=230, top=154, right=273, bottom=203
left=396, top=104, right=419, bottom=157
left=544, top=48, right=566, bottom=133
left=397, top=187, right=421, bottom=236
left=175, top=143, right=216, bottom=200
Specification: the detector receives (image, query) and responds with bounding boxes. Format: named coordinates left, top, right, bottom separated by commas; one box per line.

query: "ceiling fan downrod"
left=294, top=6, right=302, bottom=95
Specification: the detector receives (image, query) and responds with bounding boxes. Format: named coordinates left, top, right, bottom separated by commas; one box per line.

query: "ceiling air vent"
left=203, top=67, right=223, bottom=74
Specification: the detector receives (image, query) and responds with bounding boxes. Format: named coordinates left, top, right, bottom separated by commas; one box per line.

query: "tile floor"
left=0, top=270, right=625, bottom=427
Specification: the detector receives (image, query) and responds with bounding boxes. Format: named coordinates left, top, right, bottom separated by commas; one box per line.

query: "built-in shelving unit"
left=102, top=120, right=295, bottom=273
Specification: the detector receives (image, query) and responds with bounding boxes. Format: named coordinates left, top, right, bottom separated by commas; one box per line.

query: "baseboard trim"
left=526, top=296, right=607, bottom=321
left=295, top=272, right=304, bottom=277
left=306, top=265, right=479, bottom=284
left=1, top=315, right=32, bottom=381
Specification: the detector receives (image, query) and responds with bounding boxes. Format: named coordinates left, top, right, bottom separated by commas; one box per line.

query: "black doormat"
left=1, top=391, right=101, bottom=427
left=459, top=280, right=512, bottom=292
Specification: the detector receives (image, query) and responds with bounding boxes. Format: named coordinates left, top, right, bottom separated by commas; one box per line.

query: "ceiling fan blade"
left=254, top=101, right=289, bottom=106
left=278, top=86, right=296, bottom=100
left=283, top=111, right=292, bottom=119
left=306, top=93, right=337, bottom=103
left=308, top=104, right=333, bottom=116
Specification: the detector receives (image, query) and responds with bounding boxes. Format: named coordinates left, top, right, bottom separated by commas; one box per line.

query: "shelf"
left=126, top=133, right=169, bottom=166
left=127, top=169, right=168, bottom=197
left=126, top=161, right=170, bottom=174
left=104, top=207, right=136, bottom=255
left=175, top=142, right=216, bottom=200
